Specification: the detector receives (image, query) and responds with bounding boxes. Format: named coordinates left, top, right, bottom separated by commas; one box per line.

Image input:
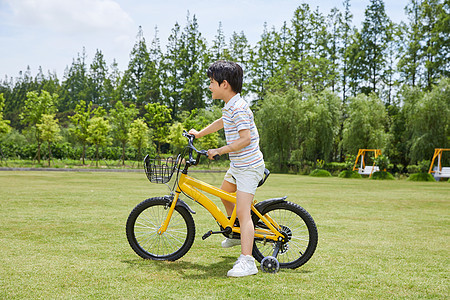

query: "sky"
left=0, top=0, right=410, bottom=80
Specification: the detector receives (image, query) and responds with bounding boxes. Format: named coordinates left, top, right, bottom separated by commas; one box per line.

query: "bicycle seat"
left=257, top=168, right=270, bottom=187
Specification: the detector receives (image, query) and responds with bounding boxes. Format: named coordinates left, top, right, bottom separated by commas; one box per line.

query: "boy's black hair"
left=207, top=61, right=243, bottom=94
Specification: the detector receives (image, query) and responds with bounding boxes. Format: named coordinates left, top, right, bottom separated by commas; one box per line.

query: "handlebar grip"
left=213, top=154, right=220, bottom=161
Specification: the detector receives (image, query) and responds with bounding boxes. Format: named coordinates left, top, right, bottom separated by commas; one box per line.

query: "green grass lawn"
left=0, top=171, right=448, bottom=299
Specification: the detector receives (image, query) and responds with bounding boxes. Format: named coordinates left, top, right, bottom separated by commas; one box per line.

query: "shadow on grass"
left=123, top=255, right=312, bottom=278
left=122, top=255, right=236, bottom=278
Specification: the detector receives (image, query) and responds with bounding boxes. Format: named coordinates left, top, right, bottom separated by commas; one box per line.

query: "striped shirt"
left=222, top=94, right=264, bottom=168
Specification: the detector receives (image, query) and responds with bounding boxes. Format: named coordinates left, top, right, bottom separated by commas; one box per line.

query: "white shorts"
left=224, top=164, right=265, bottom=195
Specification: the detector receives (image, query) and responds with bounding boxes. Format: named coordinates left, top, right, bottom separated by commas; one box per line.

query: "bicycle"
left=126, top=131, right=318, bottom=273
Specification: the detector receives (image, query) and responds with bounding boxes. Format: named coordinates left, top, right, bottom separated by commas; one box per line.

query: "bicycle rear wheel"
left=252, top=201, right=318, bottom=269
left=126, top=197, right=196, bottom=261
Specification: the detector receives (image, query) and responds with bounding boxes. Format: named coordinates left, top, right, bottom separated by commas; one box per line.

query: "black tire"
left=126, top=197, right=196, bottom=261
left=252, top=201, right=318, bottom=269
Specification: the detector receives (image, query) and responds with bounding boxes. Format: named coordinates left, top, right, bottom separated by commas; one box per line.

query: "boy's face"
left=209, top=78, right=225, bottom=100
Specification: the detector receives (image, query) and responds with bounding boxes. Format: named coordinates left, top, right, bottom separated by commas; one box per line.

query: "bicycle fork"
left=157, top=192, right=181, bottom=235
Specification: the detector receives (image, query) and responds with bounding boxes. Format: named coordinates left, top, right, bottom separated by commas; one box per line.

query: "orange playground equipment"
left=428, top=148, right=450, bottom=180
left=352, top=149, right=382, bottom=177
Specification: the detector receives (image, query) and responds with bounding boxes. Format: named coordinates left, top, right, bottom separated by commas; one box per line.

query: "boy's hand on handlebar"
left=207, top=149, right=220, bottom=160
left=188, top=129, right=200, bottom=138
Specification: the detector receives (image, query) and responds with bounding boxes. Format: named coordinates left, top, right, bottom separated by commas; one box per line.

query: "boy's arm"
left=189, top=118, right=223, bottom=138
left=207, top=129, right=251, bottom=160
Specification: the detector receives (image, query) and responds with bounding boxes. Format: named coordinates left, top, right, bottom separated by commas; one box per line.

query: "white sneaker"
left=221, top=238, right=241, bottom=248
left=227, top=255, right=258, bottom=277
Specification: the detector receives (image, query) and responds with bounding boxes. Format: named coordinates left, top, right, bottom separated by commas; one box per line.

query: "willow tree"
left=341, top=93, right=390, bottom=155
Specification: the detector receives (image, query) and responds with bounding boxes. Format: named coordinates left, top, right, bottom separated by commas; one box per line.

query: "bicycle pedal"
left=202, top=227, right=232, bottom=240
left=202, top=230, right=213, bottom=240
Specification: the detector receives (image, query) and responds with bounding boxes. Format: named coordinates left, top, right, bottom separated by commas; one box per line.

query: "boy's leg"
left=235, top=190, right=254, bottom=256
left=226, top=189, right=258, bottom=277
left=220, top=179, right=236, bottom=216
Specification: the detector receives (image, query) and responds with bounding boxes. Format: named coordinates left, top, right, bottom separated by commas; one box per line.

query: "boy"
left=189, top=61, right=265, bottom=277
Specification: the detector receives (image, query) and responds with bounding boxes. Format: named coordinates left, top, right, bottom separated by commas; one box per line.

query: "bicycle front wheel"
left=126, top=197, right=196, bottom=261
left=252, top=201, right=318, bottom=269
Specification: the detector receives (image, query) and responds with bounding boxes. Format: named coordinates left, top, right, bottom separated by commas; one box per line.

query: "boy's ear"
left=221, top=80, right=230, bottom=89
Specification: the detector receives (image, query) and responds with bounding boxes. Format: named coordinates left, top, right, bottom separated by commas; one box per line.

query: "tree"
left=250, top=23, right=281, bottom=101
left=327, top=7, right=343, bottom=94
left=86, top=116, right=112, bottom=166
left=3, top=67, right=36, bottom=129
left=419, top=0, right=449, bottom=90
left=161, top=22, right=183, bottom=119
left=144, top=102, right=172, bottom=153
left=36, top=114, right=61, bottom=166
left=119, top=26, right=150, bottom=106
left=211, top=22, right=227, bottom=61
left=87, top=49, right=110, bottom=107
left=0, top=93, right=11, bottom=137
left=109, top=101, right=138, bottom=165
left=404, top=78, right=450, bottom=163
left=297, top=89, right=342, bottom=163
left=341, top=93, right=390, bottom=155
left=0, top=93, right=11, bottom=160
left=137, top=26, right=163, bottom=106
left=387, top=85, right=420, bottom=168
left=69, top=100, right=105, bottom=164
left=20, top=90, right=58, bottom=163
left=340, top=0, right=354, bottom=103
left=59, top=49, right=88, bottom=111
left=359, top=0, right=391, bottom=95
left=128, top=118, right=150, bottom=163
left=257, top=89, right=303, bottom=171
left=179, top=14, right=209, bottom=112
left=398, top=0, right=423, bottom=87
left=167, top=122, right=187, bottom=154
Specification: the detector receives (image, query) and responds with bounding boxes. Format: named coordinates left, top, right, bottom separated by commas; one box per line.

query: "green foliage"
left=145, top=102, right=172, bottom=153
left=119, top=26, right=150, bottom=105
left=309, top=169, right=332, bottom=177
left=69, top=100, right=105, bottom=164
left=344, top=154, right=356, bottom=171
left=86, top=116, right=112, bottom=166
left=128, top=118, right=150, bottom=162
left=338, top=170, right=362, bottom=178
left=359, top=0, right=392, bottom=94
left=418, top=160, right=431, bottom=173
left=109, top=101, right=138, bottom=165
left=20, top=90, right=58, bottom=126
left=370, top=171, right=395, bottom=180
left=374, top=155, right=390, bottom=170
left=342, top=93, right=390, bottom=155
left=0, top=93, right=11, bottom=137
left=316, top=159, right=325, bottom=169
left=19, top=90, right=59, bottom=163
left=258, top=88, right=341, bottom=172
left=404, top=78, right=450, bottom=163
left=167, top=122, right=187, bottom=154
left=182, top=107, right=221, bottom=151
left=407, top=172, right=436, bottom=182
left=36, top=114, right=61, bottom=166
left=257, top=89, right=301, bottom=172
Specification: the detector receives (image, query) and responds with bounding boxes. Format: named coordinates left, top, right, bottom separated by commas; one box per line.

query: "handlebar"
left=182, top=130, right=219, bottom=166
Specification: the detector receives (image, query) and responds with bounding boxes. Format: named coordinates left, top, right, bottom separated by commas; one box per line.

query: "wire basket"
left=144, top=155, right=176, bottom=184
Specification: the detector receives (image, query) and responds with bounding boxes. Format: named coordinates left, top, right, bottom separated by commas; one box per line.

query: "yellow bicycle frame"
left=157, top=172, right=284, bottom=242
